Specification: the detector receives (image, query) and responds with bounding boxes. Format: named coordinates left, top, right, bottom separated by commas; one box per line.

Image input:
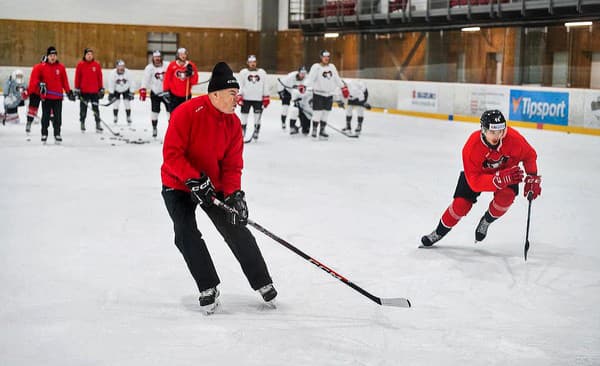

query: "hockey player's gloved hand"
left=224, top=190, right=249, bottom=226
left=492, top=166, right=524, bottom=189
left=21, top=90, right=29, bottom=100
left=127, top=92, right=135, bottom=101
left=139, top=88, right=147, bottom=101
left=73, top=89, right=81, bottom=99
left=298, top=84, right=306, bottom=94
left=98, top=88, right=105, bottom=100
left=236, top=94, right=244, bottom=106
left=108, top=93, right=116, bottom=101
left=262, top=96, right=270, bottom=108
left=363, top=102, right=372, bottom=110
left=524, top=174, right=542, bottom=200
left=185, top=64, right=193, bottom=77
left=38, top=82, right=47, bottom=95
left=67, top=90, right=76, bottom=101
left=186, top=173, right=215, bottom=208
left=341, top=86, right=350, bottom=99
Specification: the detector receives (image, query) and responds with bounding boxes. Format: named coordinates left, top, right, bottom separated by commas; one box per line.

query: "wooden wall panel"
left=276, top=30, right=303, bottom=73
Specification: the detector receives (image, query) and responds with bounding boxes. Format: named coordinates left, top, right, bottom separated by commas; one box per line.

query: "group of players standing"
left=237, top=49, right=370, bottom=141
left=2, top=46, right=197, bottom=144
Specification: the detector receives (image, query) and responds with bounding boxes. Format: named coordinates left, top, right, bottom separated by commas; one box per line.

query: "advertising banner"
left=509, top=89, right=569, bottom=125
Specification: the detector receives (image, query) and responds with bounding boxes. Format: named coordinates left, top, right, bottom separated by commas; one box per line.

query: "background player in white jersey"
left=305, top=50, right=348, bottom=139
left=287, top=87, right=312, bottom=135
left=108, top=59, right=135, bottom=125
left=2, top=70, right=27, bottom=124
left=276, top=66, right=306, bottom=130
left=343, top=80, right=370, bottom=135
left=140, top=50, right=169, bottom=138
left=237, top=55, right=269, bottom=141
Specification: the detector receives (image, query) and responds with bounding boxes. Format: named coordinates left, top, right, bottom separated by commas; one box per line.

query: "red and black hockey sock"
left=488, top=188, right=516, bottom=219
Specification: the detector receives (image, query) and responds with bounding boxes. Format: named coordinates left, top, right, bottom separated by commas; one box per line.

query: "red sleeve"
left=61, top=65, right=71, bottom=93
left=462, top=136, right=497, bottom=192
left=515, top=130, right=538, bottom=175
left=163, top=63, right=173, bottom=92
left=97, top=63, right=103, bottom=90
left=219, top=118, right=244, bottom=196
left=74, top=63, right=81, bottom=89
left=162, top=106, right=200, bottom=185
left=28, top=65, right=40, bottom=94
left=190, top=62, right=199, bottom=86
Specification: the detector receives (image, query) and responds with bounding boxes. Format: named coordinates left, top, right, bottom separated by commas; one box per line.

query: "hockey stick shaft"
left=80, top=98, right=120, bottom=136
left=212, top=198, right=410, bottom=308
left=326, top=123, right=359, bottom=138
left=524, top=192, right=533, bottom=261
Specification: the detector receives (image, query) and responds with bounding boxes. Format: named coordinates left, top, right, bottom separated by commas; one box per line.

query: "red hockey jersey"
left=75, top=60, right=103, bottom=94
left=161, top=94, right=243, bottom=196
left=37, top=61, right=71, bottom=100
left=28, top=62, right=45, bottom=95
left=163, top=60, right=199, bottom=98
left=462, top=127, right=537, bottom=192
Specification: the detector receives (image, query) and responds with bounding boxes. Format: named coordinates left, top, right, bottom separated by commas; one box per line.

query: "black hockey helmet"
left=480, top=110, right=506, bottom=131
left=298, top=65, right=307, bottom=75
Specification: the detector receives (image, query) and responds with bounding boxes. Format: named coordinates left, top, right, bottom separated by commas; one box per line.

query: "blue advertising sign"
left=509, top=90, right=569, bottom=125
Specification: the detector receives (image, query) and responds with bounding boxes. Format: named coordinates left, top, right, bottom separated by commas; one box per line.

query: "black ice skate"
left=475, top=212, right=496, bottom=242
left=420, top=221, right=451, bottom=247
left=252, top=124, right=261, bottom=140
left=318, top=121, right=329, bottom=139
left=41, top=135, right=48, bottom=144
left=96, top=122, right=103, bottom=133
left=355, top=122, right=362, bottom=133
left=290, top=125, right=299, bottom=135
left=199, top=287, right=220, bottom=315
left=152, top=126, right=158, bottom=138
left=54, top=135, right=62, bottom=144
left=258, top=283, right=277, bottom=303
left=25, top=121, right=32, bottom=133
left=80, top=121, right=86, bottom=132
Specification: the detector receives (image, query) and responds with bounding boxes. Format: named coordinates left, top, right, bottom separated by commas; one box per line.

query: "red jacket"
left=28, top=62, right=45, bottom=95
left=163, top=60, right=199, bottom=98
left=161, top=94, right=244, bottom=196
left=38, top=61, right=71, bottom=100
left=75, top=60, right=103, bottom=94
left=462, top=126, right=537, bottom=192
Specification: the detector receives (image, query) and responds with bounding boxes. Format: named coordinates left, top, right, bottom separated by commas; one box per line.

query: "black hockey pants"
left=162, top=187, right=273, bottom=293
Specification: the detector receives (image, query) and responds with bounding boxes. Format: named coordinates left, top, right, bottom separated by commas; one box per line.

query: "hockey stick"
left=80, top=97, right=121, bottom=137
left=212, top=198, right=411, bottom=308
left=524, top=192, right=533, bottom=261
left=327, top=123, right=359, bottom=138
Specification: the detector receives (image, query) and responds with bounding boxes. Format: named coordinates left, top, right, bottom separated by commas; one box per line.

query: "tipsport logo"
left=509, top=90, right=569, bottom=125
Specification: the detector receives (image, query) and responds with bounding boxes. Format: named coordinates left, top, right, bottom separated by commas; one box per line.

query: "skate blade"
left=259, top=300, right=277, bottom=311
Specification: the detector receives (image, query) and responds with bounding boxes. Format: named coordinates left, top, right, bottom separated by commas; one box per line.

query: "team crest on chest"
left=248, top=74, right=260, bottom=83
left=483, top=152, right=509, bottom=169
left=154, top=71, right=165, bottom=80
left=322, top=70, right=333, bottom=79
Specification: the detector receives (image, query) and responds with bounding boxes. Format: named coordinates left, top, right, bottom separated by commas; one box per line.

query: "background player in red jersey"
left=421, top=109, right=542, bottom=246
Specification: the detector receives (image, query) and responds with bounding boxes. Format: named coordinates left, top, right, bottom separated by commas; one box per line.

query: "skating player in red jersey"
left=421, top=110, right=542, bottom=246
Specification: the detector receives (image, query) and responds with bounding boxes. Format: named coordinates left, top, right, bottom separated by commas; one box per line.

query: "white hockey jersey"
left=305, top=63, right=344, bottom=97
left=108, top=69, right=133, bottom=94
left=141, top=61, right=169, bottom=94
left=238, top=68, right=267, bottom=101
left=277, top=71, right=305, bottom=93
left=346, top=80, right=368, bottom=102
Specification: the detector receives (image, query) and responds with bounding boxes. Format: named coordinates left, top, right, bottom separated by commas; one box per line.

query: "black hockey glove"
left=185, top=63, right=193, bottom=77
left=127, top=92, right=135, bottom=101
left=108, top=93, right=116, bottom=101
left=98, top=88, right=105, bottom=100
left=185, top=173, right=215, bottom=208
left=67, top=90, right=76, bottom=101
left=224, top=190, right=248, bottom=226
left=38, top=82, right=47, bottom=95
left=73, top=88, right=81, bottom=99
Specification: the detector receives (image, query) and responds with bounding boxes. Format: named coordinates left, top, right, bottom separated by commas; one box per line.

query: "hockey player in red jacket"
left=37, top=46, right=75, bottom=143
left=74, top=48, right=104, bottom=132
left=162, top=47, right=198, bottom=112
left=25, top=55, right=46, bottom=133
left=161, top=62, right=276, bottom=315
left=421, top=110, right=542, bottom=246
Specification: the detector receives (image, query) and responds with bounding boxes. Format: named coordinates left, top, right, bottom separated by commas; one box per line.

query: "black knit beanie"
left=47, top=46, right=57, bottom=56
left=207, top=62, right=239, bottom=92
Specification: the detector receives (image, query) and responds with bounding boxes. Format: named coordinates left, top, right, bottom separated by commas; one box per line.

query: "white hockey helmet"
left=11, top=69, right=24, bottom=83
left=247, top=54, right=257, bottom=63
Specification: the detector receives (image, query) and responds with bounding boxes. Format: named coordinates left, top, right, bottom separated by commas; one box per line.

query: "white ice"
left=1, top=99, right=599, bottom=365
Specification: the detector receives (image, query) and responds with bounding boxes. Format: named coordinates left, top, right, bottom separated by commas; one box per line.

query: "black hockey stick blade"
left=524, top=193, right=533, bottom=261
left=327, top=124, right=359, bottom=138
left=101, top=98, right=118, bottom=107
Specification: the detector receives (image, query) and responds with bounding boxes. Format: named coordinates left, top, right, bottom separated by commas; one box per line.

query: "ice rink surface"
left=1, top=99, right=599, bottom=365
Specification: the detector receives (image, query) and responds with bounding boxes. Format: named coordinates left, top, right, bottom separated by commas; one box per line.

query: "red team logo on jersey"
left=247, top=74, right=261, bottom=83
left=483, top=151, right=509, bottom=170
left=322, top=70, right=333, bottom=79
